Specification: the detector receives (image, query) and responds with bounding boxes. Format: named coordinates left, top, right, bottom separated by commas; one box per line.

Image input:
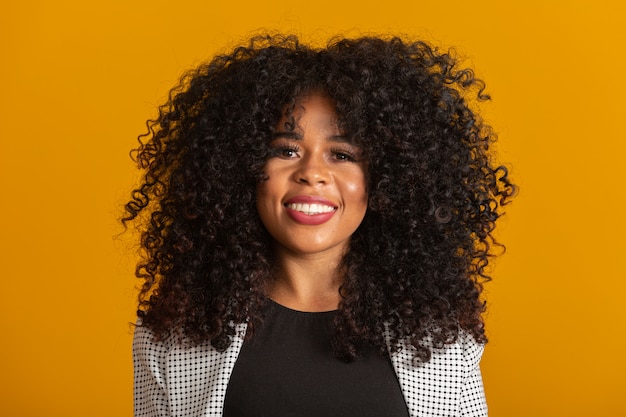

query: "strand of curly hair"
left=123, top=34, right=516, bottom=362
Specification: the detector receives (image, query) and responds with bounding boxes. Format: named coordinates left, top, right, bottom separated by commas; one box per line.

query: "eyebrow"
left=272, top=131, right=301, bottom=140
left=272, top=131, right=354, bottom=143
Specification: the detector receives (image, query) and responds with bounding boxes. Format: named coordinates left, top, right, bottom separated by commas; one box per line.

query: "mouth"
left=284, top=202, right=337, bottom=215
left=283, top=196, right=338, bottom=225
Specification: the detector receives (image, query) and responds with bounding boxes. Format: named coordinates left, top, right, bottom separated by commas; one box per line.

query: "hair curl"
left=124, top=34, right=516, bottom=362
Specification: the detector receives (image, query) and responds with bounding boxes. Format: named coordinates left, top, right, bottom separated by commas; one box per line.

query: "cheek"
left=256, top=177, right=282, bottom=227
left=256, top=182, right=270, bottom=211
left=345, top=173, right=368, bottom=205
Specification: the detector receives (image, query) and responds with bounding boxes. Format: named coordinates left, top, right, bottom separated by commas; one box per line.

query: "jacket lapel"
left=167, top=323, right=247, bottom=416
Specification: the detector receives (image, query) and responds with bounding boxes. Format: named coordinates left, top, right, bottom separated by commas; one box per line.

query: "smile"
left=285, top=203, right=336, bottom=215
left=283, top=197, right=338, bottom=226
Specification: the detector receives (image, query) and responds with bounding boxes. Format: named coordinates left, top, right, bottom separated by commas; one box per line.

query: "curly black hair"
left=124, top=34, right=516, bottom=363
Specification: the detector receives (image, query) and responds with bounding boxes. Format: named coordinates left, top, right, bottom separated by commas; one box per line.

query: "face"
left=257, top=93, right=368, bottom=259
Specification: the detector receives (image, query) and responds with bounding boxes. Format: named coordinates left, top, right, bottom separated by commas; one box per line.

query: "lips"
left=285, top=202, right=335, bottom=214
left=284, top=196, right=337, bottom=225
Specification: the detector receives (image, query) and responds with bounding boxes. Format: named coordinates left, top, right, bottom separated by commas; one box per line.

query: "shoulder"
left=385, top=328, right=484, bottom=369
left=388, top=331, right=487, bottom=417
left=133, top=322, right=178, bottom=360
left=133, top=321, right=247, bottom=416
left=453, top=330, right=485, bottom=370
left=133, top=321, right=248, bottom=367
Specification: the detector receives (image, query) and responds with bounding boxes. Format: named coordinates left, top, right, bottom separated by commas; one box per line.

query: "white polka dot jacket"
left=133, top=322, right=488, bottom=416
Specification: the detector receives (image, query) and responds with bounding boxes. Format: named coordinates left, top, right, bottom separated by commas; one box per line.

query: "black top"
left=223, top=300, right=410, bottom=417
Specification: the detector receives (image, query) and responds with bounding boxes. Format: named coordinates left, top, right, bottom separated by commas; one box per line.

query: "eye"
left=331, top=147, right=359, bottom=162
left=270, top=143, right=300, bottom=159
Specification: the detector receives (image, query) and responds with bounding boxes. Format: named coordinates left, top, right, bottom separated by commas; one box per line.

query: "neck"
left=269, top=248, right=344, bottom=312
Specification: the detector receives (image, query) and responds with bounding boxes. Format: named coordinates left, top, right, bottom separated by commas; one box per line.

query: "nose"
left=294, top=153, right=330, bottom=185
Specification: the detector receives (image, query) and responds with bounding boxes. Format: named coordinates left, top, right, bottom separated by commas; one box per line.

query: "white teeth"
left=287, top=203, right=336, bottom=215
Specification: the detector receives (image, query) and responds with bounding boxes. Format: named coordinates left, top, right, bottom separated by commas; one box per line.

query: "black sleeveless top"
left=223, top=300, right=410, bottom=417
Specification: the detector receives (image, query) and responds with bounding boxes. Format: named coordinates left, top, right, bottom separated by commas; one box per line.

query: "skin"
left=256, top=93, right=368, bottom=312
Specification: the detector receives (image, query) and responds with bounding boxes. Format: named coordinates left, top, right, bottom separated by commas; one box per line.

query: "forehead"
left=274, top=92, right=364, bottom=147
left=277, top=93, right=340, bottom=132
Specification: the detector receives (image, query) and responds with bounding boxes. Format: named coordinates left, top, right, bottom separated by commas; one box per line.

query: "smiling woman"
left=124, top=33, right=515, bottom=417
left=257, top=93, right=368, bottom=261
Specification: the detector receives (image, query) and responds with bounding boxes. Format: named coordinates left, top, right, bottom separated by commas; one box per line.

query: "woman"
left=125, top=34, right=516, bottom=417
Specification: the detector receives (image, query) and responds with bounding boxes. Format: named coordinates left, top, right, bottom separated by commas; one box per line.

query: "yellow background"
left=1, top=0, right=624, bottom=416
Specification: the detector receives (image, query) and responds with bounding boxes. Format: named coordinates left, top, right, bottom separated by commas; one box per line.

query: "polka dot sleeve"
left=387, top=330, right=488, bottom=417
left=458, top=335, right=488, bottom=417
left=133, top=324, right=172, bottom=417
left=133, top=323, right=246, bottom=417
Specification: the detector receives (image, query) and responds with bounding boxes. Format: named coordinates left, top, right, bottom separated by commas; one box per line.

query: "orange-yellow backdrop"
left=1, top=0, right=624, bottom=416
